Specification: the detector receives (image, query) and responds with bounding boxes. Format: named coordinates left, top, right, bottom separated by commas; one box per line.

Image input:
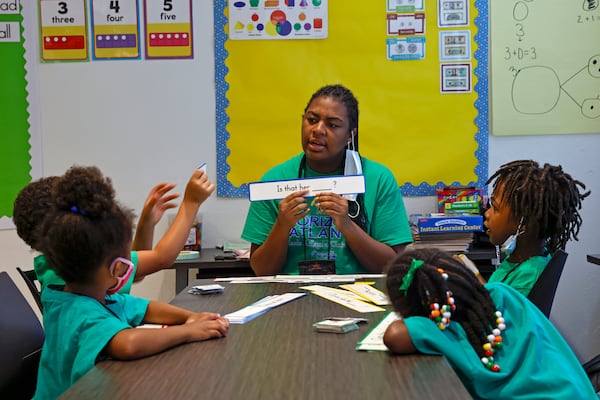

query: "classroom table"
left=61, top=278, right=471, bottom=400
left=170, top=248, right=253, bottom=293
left=170, top=246, right=498, bottom=294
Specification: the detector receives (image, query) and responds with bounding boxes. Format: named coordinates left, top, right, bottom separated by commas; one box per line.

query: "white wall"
left=488, top=135, right=600, bottom=362
left=1, top=2, right=598, bottom=363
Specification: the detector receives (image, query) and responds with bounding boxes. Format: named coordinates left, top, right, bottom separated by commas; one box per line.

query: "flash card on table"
left=313, top=319, right=359, bottom=334
left=188, top=284, right=224, bottom=295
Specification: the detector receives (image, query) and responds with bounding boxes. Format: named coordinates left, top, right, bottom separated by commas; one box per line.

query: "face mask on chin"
left=500, top=217, right=525, bottom=257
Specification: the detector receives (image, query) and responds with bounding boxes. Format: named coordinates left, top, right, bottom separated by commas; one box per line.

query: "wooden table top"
left=61, top=279, right=470, bottom=400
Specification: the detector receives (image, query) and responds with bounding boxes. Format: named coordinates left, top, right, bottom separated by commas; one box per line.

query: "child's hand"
left=455, top=254, right=481, bottom=277
left=185, top=314, right=229, bottom=341
left=140, top=182, right=179, bottom=226
left=185, top=312, right=223, bottom=324
left=183, top=169, right=215, bottom=205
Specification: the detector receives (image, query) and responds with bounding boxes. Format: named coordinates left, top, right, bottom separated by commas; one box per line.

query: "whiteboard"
left=490, top=0, right=600, bottom=136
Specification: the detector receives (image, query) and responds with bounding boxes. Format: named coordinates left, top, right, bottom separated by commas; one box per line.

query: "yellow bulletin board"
left=215, top=0, right=490, bottom=197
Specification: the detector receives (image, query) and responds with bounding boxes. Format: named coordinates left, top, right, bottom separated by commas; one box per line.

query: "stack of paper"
left=313, top=319, right=359, bottom=333
left=224, top=292, right=306, bottom=324
left=300, top=284, right=388, bottom=313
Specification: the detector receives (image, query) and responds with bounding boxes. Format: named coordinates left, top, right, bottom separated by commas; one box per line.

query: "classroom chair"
left=16, top=267, right=43, bottom=313
left=527, top=249, right=568, bottom=318
left=583, top=354, right=600, bottom=394
left=0, top=272, right=45, bottom=400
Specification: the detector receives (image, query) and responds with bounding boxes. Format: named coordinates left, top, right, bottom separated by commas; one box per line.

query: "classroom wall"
left=1, top=2, right=598, bottom=364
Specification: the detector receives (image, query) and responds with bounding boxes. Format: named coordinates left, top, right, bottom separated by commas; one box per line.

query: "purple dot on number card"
left=304, top=23, right=312, bottom=30
left=257, top=23, right=264, bottom=31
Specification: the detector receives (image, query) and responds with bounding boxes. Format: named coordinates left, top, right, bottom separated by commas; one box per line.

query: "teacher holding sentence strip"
left=242, top=84, right=413, bottom=276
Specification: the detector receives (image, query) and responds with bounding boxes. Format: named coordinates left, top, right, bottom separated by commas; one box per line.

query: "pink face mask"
left=106, top=257, right=134, bottom=295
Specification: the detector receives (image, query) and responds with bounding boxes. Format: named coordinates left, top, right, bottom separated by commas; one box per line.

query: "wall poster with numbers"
left=39, top=0, right=89, bottom=61
left=490, top=0, right=600, bottom=136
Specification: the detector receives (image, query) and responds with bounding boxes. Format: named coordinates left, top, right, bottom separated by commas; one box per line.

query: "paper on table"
left=339, top=284, right=390, bottom=306
left=303, top=285, right=385, bottom=313
left=356, top=312, right=401, bottom=351
left=299, top=285, right=366, bottom=302
left=214, top=274, right=385, bottom=284
left=224, top=292, right=307, bottom=324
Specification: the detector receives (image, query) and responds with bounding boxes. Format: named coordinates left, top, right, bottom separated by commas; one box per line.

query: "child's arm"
left=383, top=319, right=417, bottom=354
left=135, top=169, right=215, bottom=278
left=132, top=182, right=179, bottom=251
left=105, top=301, right=229, bottom=360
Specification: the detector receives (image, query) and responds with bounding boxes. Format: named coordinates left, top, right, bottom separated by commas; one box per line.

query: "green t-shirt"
left=404, top=282, right=596, bottom=399
left=34, top=252, right=139, bottom=294
left=33, top=288, right=149, bottom=399
left=242, top=153, right=413, bottom=274
left=487, top=253, right=551, bottom=296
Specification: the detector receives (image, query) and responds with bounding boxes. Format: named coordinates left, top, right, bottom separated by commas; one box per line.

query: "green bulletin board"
left=0, top=5, right=33, bottom=229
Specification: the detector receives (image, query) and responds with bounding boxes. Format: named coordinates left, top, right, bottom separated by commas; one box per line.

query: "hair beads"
left=480, top=311, right=506, bottom=372
left=429, top=268, right=456, bottom=330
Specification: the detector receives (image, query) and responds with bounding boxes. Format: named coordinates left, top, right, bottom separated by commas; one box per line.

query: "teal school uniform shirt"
left=242, top=153, right=413, bottom=274
left=34, top=251, right=139, bottom=294
left=33, top=287, right=149, bottom=400
left=487, top=253, right=551, bottom=296
left=403, top=282, right=596, bottom=399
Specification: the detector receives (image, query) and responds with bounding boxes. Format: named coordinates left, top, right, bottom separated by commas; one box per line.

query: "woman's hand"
left=276, top=189, right=310, bottom=229
left=313, top=192, right=352, bottom=230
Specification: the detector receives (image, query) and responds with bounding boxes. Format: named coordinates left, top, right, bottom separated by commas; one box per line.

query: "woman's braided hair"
left=386, top=248, right=500, bottom=361
left=487, top=160, right=590, bottom=253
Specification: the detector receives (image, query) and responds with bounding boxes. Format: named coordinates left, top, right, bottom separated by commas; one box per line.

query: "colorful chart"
left=228, top=0, right=327, bottom=40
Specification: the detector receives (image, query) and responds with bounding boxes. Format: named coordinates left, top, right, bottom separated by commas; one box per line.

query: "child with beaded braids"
left=32, top=166, right=229, bottom=400
left=475, top=160, right=590, bottom=296
left=383, top=248, right=595, bottom=399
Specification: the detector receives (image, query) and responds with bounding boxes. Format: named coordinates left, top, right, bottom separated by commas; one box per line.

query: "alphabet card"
left=39, top=0, right=88, bottom=61
left=91, top=0, right=140, bottom=60
left=248, top=175, right=365, bottom=202
left=143, top=0, right=193, bottom=59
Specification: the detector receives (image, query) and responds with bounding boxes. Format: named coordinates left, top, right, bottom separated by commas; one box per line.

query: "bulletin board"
left=215, top=0, right=490, bottom=198
left=490, top=1, right=600, bottom=136
left=0, top=7, right=40, bottom=230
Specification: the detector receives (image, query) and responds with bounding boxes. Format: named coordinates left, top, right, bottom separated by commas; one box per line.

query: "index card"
left=249, top=175, right=365, bottom=202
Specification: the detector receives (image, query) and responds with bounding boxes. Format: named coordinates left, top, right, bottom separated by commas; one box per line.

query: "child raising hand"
left=32, top=166, right=228, bottom=400
left=383, top=248, right=595, bottom=399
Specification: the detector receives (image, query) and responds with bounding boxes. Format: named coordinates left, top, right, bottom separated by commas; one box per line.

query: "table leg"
left=175, top=269, right=188, bottom=294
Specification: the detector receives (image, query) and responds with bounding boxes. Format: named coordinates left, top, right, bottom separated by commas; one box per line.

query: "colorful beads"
left=480, top=310, right=507, bottom=372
